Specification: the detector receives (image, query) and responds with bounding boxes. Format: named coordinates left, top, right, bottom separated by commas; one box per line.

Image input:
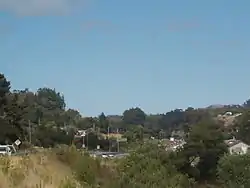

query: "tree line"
left=1, top=72, right=250, bottom=146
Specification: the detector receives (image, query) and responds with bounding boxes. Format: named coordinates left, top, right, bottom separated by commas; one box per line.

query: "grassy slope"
left=0, top=152, right=79, bottom=188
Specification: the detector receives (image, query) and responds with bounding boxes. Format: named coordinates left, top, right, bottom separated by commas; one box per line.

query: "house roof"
left=224, top=139, right=248, bottom=148
left=165, top=139, right=186, bottom=148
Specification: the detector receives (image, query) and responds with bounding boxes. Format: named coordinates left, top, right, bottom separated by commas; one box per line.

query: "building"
left=75, top=130, right=86, bottom=137
left=225, top=138, right=250, bottom=155
left=165, top=137, right=186, bottom=152
left=225, top=111, right=233, bottom=116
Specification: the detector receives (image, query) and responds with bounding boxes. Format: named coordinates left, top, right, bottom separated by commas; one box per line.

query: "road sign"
left=117, top=138, right=127, bottom=142
left=14, top=139, right=21, bottom=146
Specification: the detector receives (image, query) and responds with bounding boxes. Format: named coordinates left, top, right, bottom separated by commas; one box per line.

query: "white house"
left=225, top=139, right=250, bottom=155
left=75, top=130, right=86, bottom=137
left=165, top=139, right=186, bottom=152
left=225, top=111, right=233, bottom=116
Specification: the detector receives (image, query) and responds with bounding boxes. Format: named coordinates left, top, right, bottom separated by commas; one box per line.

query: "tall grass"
left=0, top=145, right=117, bottom=188
left=0, top=149, right=79, bottom=188
left=55, top=145, right=117, bottom=188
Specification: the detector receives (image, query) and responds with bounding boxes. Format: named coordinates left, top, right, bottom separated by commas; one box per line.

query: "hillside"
left=0, top=152, right=78, bottom=188
left=215, top=112, right=242, bottom=127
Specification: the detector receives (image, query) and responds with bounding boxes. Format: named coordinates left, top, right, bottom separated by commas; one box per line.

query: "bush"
left=55, top=145, right=117, bottom=187
left=217, top=154, right=250, bottom=188
left=115, top=144, right=194, bottom=188
left=56, top=145, right=81, bottom=167
left=73, top=155, right=100, bottom=185
left=55, top=144, right=197, bottom=188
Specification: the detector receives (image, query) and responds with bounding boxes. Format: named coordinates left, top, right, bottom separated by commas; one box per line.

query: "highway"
left=88, top=151, right=129, bottom=158
left=5, top=148, right=129, bottom=159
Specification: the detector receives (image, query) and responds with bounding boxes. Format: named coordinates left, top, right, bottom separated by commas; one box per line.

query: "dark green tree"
left=218, top=154, right=250, bottom=188
left=0, top=73, right=10, bottom=114
left=0, top=73, right=10, bottom=97
left=98, top=112, right=109, bottom=131
left=158, top=109, right=185, bottom=135
left=116, top=144, right=194, bottom=188
left=4, top=93, right=28, bottom=141
left=36, top=87, right=66, bottom=110
left=177, top=120, right=227, bottom=181
left=124, top=125, right=144, bottom=143
left=77, top=117, right=96, bottom=129
left=0, top=117, right=18, bottom=144
left=0, top=76, right=26, bottom=143
left=122, top=107, right=146, bottom=126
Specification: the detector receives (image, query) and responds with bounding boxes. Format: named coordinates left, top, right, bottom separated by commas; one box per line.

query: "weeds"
left=58, top=177, right=78, bottom=188
left=0, top=156, right=11, bottom=174
left=56, top=145, right=81, bottom=167
left=8, top=166, right=25, bottom=187
left=0, top=145, right=118, bottom=188
left=0, top=148, right=78, bottom=188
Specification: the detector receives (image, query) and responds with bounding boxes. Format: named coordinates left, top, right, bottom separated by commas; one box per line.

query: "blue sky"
left=1, top=0, right=250, bottom=116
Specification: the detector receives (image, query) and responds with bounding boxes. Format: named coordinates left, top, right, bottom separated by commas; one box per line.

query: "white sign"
left=14, top=139, right=21, bottom=146
left=117, top=138, right=127, bottom=142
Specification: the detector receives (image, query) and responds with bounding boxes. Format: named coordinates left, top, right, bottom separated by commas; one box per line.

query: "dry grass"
left=215, top=113, right=241, bottom=127
left=0, top=152, right=80, bottom=188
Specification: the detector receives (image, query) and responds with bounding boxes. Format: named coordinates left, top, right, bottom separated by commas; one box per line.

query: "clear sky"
left=1, top=0, right=250, bottom=116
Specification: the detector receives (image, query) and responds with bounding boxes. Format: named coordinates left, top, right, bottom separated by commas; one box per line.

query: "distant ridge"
left=206, top=104, right=242, bottom=109
left=206, top=104, right=226, bottom=109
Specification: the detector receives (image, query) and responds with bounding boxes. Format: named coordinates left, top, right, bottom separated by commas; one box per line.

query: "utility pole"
left=28, top=120, right=31, bottom=144
left=86, top=132, right=89, bottom=150
left=82, top=135, right=85, bottom=148
left=117, top=128, right=119, bottom=152
left=117, top=140, right=119, bottom=152
left=64, top=122, right=68, bottom=135
left=108, top=126, right=111, bottom=152
left=140, top=126, right=143, bottom=142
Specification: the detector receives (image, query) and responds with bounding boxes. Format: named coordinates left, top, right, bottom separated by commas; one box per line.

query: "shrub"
left=217, top=154, right=250, bottom=188
left=56, top=145, right=81, bottom=167
left=73, top=155, right=100, bottom=186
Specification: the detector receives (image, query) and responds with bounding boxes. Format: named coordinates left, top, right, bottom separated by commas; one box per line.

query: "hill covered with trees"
left=2, top=72, right=250, bottom=187
left=1, top=72, right=250, bottom=147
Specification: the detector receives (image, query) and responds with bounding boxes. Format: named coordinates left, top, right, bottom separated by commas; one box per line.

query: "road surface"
left=88, top=151, right=129, bottom=158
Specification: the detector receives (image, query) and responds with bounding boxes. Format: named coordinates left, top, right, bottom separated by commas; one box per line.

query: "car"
left=102, top=154, right=108, bottom=158
left=0, top=145, right=17, bottom=156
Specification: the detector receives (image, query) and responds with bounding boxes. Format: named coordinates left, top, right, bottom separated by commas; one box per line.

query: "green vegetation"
left=2, top=72, right=250, bottom=187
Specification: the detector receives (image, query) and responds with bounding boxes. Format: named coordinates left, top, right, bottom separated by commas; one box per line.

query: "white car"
left=0, top=145, right=16, bottom=156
